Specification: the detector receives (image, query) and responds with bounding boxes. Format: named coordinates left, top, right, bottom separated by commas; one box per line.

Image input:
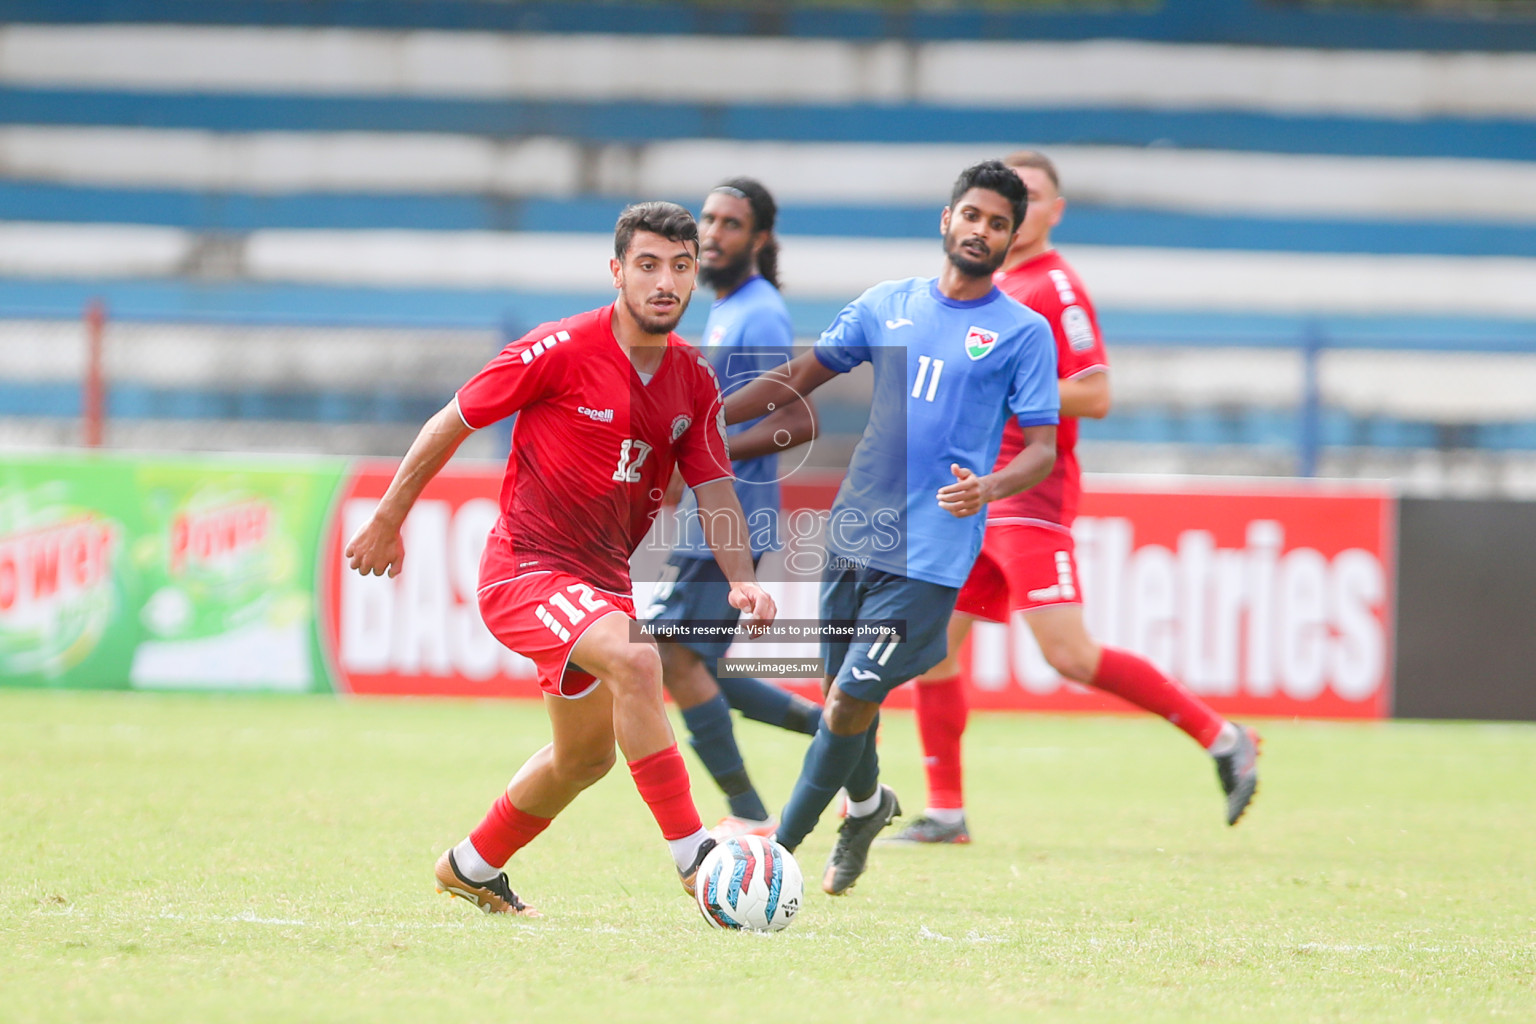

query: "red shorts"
left=953, top=522, right=1081, bottom=624
left=478, top=549, right=634, bottom=699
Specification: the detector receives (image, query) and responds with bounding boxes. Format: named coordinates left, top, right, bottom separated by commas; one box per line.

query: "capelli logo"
left=578, top=406, right=614, bottom=423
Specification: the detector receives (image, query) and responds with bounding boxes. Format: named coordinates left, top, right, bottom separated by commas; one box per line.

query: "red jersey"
left=987, top=250, right=1109, bottom=530
left=456, top=305, right=733, bottom=594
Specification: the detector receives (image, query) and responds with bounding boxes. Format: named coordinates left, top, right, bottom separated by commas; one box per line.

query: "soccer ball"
left=694, top=835, right=803, bottom=932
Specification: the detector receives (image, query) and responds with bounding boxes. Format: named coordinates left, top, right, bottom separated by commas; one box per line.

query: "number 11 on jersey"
left=912, top=356, right=944, bottom=402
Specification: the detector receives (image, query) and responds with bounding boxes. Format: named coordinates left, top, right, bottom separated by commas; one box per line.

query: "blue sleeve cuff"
left=1014, top=414, right=1060, bottom=428
left=813, top=346, right=853, bottom=373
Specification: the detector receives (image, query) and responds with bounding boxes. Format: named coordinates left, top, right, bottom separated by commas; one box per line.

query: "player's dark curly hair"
left=950, top=160, right=1029, bottom=232
left=712, top=176, right=781, bottom=290
left=614, top=201, right=699, bottom=259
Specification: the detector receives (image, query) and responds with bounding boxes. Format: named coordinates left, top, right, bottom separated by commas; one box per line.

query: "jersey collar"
left=927, top=277, right=1002, bottom=309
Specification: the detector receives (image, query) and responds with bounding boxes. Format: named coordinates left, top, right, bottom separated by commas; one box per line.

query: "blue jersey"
left=814, top=277, right=1059, bottom=588
left=674, top=275, right=795, bottom=558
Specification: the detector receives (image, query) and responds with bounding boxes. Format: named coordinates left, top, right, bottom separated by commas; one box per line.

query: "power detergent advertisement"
left=1, top=453, right=1397, bottom=718
left=0, top=452, right=340, bottom=692
left=0, top=457, right=135, bottom=689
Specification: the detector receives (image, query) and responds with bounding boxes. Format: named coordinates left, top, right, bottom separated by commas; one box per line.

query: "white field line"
left=157, top=910, right=480, bottom=932
left=44, top=910, right=1519, bottom=955
left=151, top=910, right=808, bottom=937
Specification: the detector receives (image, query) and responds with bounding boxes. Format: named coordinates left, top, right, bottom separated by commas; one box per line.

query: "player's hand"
left=344, top=516, right=405, bottom=578
left=729, top=583, right=777, bottom=635
left=936, top=463, right=990, bottom=518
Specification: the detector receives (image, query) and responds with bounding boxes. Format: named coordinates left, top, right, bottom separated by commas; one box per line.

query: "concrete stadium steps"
left=11, top=389, right=1534, bottom=452
left=5, top=127, right=1534, bottom=226
left=0, top=378, right=449, bottom=426
left=0, top=316, right=503, bottom=457
left=8, top=314, right=1535, bottom=443
left=4, top=278, right=1533, bottom=352
left=9, top=86, right=1535, bottom=161
left=2, top=9, right=1533, bottom=477
left=1078, top=447, right=1536, bottom=498
left=0, top=23, right=1530, bottom=334
left=235, top=234, right=1536, bottom=318
left=0, top=415, right=502, bottom=459
left=6, top=25, right=1536, bottom=119
left=0, top=223, right=189, bottom=279
left=9, top=181, right=1536, bottom=259
left=1080, top=409, right=1536, bottom=452
left=1109, top=348, right=1536, bottom=425
left=0, top=318, right=499, bottom=390
left=7, top=0, right=1536, bottom=52
left=3, top=223, right=1535, bottom=319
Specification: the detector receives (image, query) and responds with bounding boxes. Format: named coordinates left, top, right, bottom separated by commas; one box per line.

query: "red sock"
left=627, top=745, right=703, bottom=840
left=468, top=792, right=551, bottom=868
left=1091, top=647, right=1226, bottom=748
left=914, top=674, right=968, bottom=810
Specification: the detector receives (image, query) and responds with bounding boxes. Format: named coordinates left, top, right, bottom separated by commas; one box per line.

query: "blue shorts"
left=642, top=552, right=757, bottom=662
left=819, top=564, right=959, bottom=702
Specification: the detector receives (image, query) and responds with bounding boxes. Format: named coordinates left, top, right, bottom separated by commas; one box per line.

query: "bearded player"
left=646, top=177, right=822, bottom=840
left=346, top=202, right=775, bottom=915
left=724, top=160, right=1060, bottom=895
left=889, top=151, right=1260, bottom=846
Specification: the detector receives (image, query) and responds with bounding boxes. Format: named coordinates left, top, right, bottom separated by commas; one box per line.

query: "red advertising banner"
left=959, top=479, right=1396, bottom=720
left=320, top=466, right=1395, bottom=719
left=320, top=461, right=544, bottom=698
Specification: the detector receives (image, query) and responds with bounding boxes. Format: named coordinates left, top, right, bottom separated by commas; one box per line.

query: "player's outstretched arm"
left=692, top=478, right=778, bottom=630
left=936, top=424, right=1057, bottom=519
left=726, top=394, right=818, bottom=462
left=722, top=350, right=839, bottom=426
left=345, top=399, right=474, bottom=577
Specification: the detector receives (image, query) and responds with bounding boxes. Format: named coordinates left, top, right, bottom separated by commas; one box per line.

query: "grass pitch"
left=3, top=691, right=1533, bottom=1023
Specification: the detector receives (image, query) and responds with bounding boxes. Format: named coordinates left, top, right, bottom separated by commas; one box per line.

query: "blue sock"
left=681, top=694, right=769, bottom=822
left=718, top=675, right=821, bottom=736
left=717, top=675, right=797, bottom=728
left=775, top=719, right=869, bottom=852
left=844, top=713, right=881, bottom=803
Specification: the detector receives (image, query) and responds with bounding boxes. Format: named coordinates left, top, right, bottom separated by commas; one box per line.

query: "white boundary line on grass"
left=144, top=913, right=1519, bottom=956
left=157, top=910, right=481, bottom=932
left=153, top=910, right=803, bottom=937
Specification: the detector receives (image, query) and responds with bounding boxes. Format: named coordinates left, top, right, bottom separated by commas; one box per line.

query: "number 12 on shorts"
left=535, top=583, right=609, bottom=642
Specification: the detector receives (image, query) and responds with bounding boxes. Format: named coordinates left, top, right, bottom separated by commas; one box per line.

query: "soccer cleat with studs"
left=883, top=814, right=971, bottom=845
left=434, top=849, right=538, bottom=916
left=679, top=836, right=718, bottom=898
left=822, top=784, right=901, bottom=895
left=1214, top=724, right=1262, bottom=826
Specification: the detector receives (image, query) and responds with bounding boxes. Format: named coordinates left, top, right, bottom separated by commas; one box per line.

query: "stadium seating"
left=2, top=0, right=1534, bottom=486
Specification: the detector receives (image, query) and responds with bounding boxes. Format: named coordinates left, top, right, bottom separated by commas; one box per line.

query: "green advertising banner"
left=0, top=452, right=343, bottom=693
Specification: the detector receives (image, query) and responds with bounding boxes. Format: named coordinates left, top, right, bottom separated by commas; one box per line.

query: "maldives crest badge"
left=964, top=325, right=999, bottom=360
